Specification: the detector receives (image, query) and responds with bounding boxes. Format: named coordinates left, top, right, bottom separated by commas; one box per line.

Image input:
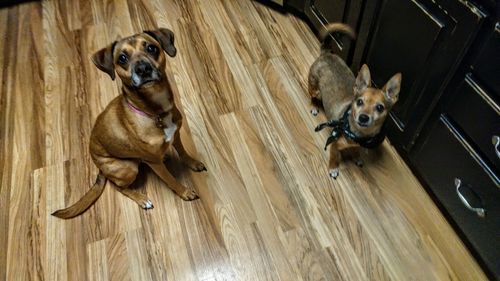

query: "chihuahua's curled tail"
left=320, top=23, right=356, bottom=54
left=51, top=172, right=107, bottom=219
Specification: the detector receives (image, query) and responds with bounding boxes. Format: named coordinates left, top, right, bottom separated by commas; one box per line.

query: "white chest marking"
left=162, top=113, right=177, bottom=142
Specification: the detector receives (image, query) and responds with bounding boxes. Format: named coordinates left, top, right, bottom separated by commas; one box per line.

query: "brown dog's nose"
left=134, top=61, right=153, bottom=77
left=358, top=114, right=369, bottom=124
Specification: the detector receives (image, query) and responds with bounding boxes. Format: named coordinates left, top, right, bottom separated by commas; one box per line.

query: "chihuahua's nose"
left=358, top=114, right=370, bottom=124
left=134, top=61, right=153, bottom=77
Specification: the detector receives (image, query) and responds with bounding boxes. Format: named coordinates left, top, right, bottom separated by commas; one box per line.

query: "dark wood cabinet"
left=409, top=17, right=500, bottom=277
left=413, top=115, right=500, bottom=279
left=364, top=0, right=486, bottom=150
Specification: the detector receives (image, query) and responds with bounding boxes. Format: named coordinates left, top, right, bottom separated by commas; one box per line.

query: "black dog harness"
left=315, top=106, right=386, bottom=150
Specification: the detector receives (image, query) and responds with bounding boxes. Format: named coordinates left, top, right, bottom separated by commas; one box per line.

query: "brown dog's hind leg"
left=328, top=143, right=341, bottom=179
left=113, top=186, right=154, bottom=209
left=146, top=161, right=199, bottom=201
left=99, top=158, right=154, bottom=209
left=173, top=131, right=207, bottom=172
left=308, top=71, right=321, bottom=116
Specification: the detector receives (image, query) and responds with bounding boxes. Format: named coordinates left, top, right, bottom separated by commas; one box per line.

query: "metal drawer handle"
left=493, top=135, right=500, bottom=160
left=455, top=178, right=486, bottom=218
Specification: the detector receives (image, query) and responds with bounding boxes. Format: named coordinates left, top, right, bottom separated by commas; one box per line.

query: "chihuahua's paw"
left=180, top=189, right=199, bottom=201
left=329, top=168, right=339, bottom=179
left=355, top=159, right=364, bottom=167
left=140, top=199, right=154, bottom=210
left=310, top=108, right=319, bottom=116
left=187, top=159, right=207, bottom=172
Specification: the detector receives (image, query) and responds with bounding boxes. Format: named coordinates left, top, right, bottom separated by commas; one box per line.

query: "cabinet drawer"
left=473, top=22, right=500, bottom=97
left=413, top=116, right=500, bottom=278
left=446, top=74, right=500, bottom=172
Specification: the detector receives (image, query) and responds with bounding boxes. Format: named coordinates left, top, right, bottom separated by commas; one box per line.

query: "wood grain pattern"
left=0, top=0, right=487, bottom=280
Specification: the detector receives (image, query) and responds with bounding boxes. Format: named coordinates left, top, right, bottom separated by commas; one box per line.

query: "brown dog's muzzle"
left=357, top=113, right=370, bottom=127
left=131, top=60, right=161, bottom=88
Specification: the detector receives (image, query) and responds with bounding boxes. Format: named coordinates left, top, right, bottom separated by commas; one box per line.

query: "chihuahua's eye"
left=376, top=104, right=385, bottom=113
left=146, top=44, right=158, bottom=55
left=118, top=53, right=128, bottom=65
left=356, top=99, right=364, bottom=107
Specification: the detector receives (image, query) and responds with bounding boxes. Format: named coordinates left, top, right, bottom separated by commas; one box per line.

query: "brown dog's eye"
left=376, top=104, right=385, bottom=113
left=146, top=44, right=158, bottom=55
left=118, top=53, right=128, bottom=65
left=356, top=99, right=364, bottom=107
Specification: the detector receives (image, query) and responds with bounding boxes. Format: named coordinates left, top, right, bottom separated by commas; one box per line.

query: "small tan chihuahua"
left=309, top=23, right=402, bottom=179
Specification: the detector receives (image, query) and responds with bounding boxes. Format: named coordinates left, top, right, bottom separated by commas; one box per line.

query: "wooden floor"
left=0, top=0, right=488, bottom=280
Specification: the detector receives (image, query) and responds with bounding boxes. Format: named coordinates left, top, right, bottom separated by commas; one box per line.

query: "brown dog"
left=309, top=23, right=401, bottom=179
left=52, top=28, right=206, bottom=219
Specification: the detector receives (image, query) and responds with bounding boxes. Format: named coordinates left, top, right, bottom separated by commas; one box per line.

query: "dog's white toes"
left=310, top=108, right=319, bottom=116
left=143, top=200, right=154, bottom=210
left=329, top=168, right=339, bottom=179
left=355, top=159, right=364, bottom=167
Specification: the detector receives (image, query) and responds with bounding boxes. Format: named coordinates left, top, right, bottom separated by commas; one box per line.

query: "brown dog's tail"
left=320, top=23, right=356, bottom=54
left=51, top=172, right=107, bottom=219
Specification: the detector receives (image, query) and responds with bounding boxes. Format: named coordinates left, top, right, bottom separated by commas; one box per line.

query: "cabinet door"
left=364, top=0, right=486, bottom=150
left=473, top=22, right=500, bottom=99
left=309, top=0, right=346, bottom=23
left=304, top=0, right=363, bottom=61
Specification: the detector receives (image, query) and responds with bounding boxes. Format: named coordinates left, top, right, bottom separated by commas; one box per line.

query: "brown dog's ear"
left=354, top=64, right=371, bottom=95
left=382, top=73, right=402, bottom=106
left=91, top=41, right=117, bottom=80
left=145, top=28, right=176, bottom=57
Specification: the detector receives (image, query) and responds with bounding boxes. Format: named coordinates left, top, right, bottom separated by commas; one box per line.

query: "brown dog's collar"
left=125, top=98, right=168, bottom=128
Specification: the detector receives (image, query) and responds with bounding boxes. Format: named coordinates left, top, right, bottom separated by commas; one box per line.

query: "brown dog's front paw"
left=329, top=168, right=339, bottom=179
left=180, top=189, right=199, bottom=201
left=187, top=160, right=207, bottom=172
left=310, top=108, right=319, bottom=116
left=140, top=199, right=154, bottom=210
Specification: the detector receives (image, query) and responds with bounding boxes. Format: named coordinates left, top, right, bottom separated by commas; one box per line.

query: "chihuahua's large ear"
left=382, top=73, right=402, bottom=106
left=354, top=64, right=371, bottom=95
left=91, top=41, right=117, bottom=80
left=145, top=28, right=176, bottom=57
